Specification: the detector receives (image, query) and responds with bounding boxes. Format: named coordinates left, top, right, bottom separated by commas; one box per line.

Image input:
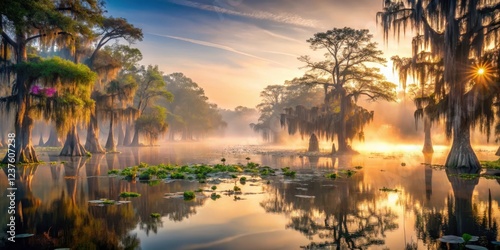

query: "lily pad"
left=439, top=235, right=464, bottom=243
left=15, top=233, right=34, bottom=238
left=295, top=195, right=315, bottom=199
left=465, top=245, right=487, bottom=250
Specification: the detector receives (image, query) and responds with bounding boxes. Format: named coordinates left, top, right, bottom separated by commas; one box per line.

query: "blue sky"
left=104, top=0, right=413, bottom=109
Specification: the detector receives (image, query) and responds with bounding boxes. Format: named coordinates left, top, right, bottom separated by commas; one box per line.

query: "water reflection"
left=0, top=151, right=205, bottom=249
left=0, top=146, right=498, bottom=249
left=260, top=156, right=399, bottom=249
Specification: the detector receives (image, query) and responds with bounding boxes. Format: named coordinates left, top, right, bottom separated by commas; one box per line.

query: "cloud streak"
left=168, top=0, right=319, bottom=28
left=149, top=32, right=287, bottom=66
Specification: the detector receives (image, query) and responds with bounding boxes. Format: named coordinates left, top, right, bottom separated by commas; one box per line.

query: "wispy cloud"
left=168, top=0, right=319, bottom=28
left=261, top=29, right=305, bottom=44
left=260, top=50, right=299, bottom=58
left=149, top=32, right=287, bottom=66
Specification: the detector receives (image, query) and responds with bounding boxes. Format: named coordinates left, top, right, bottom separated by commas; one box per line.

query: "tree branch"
left=1, top=31, right=17, bottom=48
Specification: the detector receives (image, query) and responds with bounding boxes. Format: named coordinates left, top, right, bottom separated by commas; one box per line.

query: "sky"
left=105, top=0, right=414, bottom=109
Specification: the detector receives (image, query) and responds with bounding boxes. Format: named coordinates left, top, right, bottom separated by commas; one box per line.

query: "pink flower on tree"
left=44, top=87, right=56, bottom=97
left=30, top=85, right=57, bottom=97
left=30, top=85, right=41, bottom=95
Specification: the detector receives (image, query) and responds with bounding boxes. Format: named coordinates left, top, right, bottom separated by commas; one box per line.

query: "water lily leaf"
left=464, top=245, right=487, bottom=250
left=15, top=233, right=34, bottom=238
left=295, top=195, right=315, bottom=198
left=439, top=235, right=464, bottom=243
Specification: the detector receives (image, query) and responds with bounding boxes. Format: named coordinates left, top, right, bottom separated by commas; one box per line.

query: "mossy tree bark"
left=14, top=114, right=39, bottom=163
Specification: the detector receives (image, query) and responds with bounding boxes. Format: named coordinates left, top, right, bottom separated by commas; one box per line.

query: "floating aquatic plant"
left=119, top=192, right=141, bottom=198
left=183, top=191, right=195, bottom=200
left=379, top=187, right=398, bottom=192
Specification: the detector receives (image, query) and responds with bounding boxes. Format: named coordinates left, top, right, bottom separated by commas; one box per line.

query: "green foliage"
left=281, top=167, right=296, bottom=177
left=135, top=106, right=169, bottom=145
left=340, top=169, right=357, bottom=177
left=150, top=213, right=161, bottom=219
left=280, top=28, right=396, bottom=149
left=481, top=160, right=500, bottom=169
left=138, top=171, right=151, bottom=180
left=233, top=186, right=241, bottom=192
left=239, top=177, right=247, bottom=184
left=253, top=82, right=324, bottom=142
left=163, top=73, right=226, bottom=140
left=462, top=233, right=472, bottom=243
left=171, top=172, right=186, bottom=179
left=379, top=187, right=398, bottom=192
left=183, top=191, right=195, bottom=200
left=211, top=185, right=217, bottom=191
left=119, top=192, right=141, bottom=198
left=325, top=173, right=338, bottom=179
left=108, top=169, right=120, bottom=175
left=210, top=193, right=221, bottom=200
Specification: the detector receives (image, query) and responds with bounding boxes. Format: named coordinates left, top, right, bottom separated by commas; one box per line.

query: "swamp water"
left=0, top=143, right=499, bottom=249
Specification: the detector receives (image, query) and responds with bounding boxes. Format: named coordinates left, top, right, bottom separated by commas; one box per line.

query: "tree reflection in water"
left=414, top=154, right=498, bottom=249
left=260, top=155, right=399, bottom=249
left=0, top=154, right=206, bottom=249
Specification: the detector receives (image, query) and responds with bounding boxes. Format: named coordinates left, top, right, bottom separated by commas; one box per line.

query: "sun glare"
left=477, top=68, right=485, bottom=75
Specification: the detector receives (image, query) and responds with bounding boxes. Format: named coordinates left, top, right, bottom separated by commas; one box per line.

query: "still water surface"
left=1, top=143, right=499, bottom=249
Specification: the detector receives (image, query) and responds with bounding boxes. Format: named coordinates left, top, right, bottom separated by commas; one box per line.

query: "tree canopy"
left=378, top=0, right=500, bottom=168
left=281, top=27, right=396, bottom=153
left=163, top=72, right=226, bottom=140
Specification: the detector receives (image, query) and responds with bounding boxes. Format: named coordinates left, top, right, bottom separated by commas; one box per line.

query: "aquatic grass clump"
left=139, top=171, right=151, bottom=180
left=379, top=187, right=398, bottom=192
left=340, top=169, right=357, bottom=177
left=171, top=172, right=186, bottom=179
left=233, top=186, right=241, bottom=192
left=119, top=192, right=141, bottom=198
left=210, top=193, right=221, bottom=200
left=108, top=169, right=120, bottom=175
left=150, top=213, right=161, bottom=219
left=239, top=177, right=247, bottom=184
left=281, top=167, right=296, bottom=177
left=325, top=173, right=338, bottom=179
left=211, top=185, right=217, bottom=191
left=183, top=191, right=196, bottom=200
left=480, top=160, right=500, bottom=169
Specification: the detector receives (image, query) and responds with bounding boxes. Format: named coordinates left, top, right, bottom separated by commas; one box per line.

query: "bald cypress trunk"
left=422, top=116, right=434, bottom=154
left=337, top=90, right=351, bottom=154
left=123, top=122, right=132, bottom=146
left=308, top=133, right=319, bottom=152
left=105, top=114, right=116, bottom=151
left=130, top=126, right=140, bottom=146
left=60, top=124, right=87, bottom=156
left=85, top=113, right=105, bottom=153
left=44, top=126, right=63, bottom=147
left=116, top=120, right=124, bottom=146
left=2, top=34, right=40, bottom=163
left=38, top=133, right=44, bottom=146
left=16, top=115, right=39, bottom=163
